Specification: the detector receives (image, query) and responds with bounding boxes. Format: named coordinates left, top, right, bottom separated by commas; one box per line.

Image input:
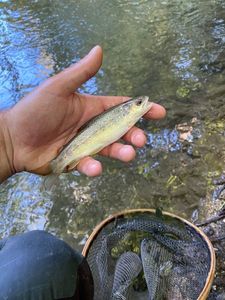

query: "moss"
left=176, top=86, right=190, bottom=98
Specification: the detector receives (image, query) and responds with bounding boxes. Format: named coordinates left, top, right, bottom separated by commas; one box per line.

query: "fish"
left=50, top=96, right=152, bottom=174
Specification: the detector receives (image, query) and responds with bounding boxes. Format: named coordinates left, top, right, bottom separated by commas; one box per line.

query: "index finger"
left=144, top=103, right=166, bottom=120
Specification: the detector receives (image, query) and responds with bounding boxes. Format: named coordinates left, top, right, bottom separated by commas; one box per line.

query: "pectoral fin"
left=65, top=160, right=79, bottom=172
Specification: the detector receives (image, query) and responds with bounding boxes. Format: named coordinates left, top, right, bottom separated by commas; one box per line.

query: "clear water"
left=0, top=1, right=225, bottom=283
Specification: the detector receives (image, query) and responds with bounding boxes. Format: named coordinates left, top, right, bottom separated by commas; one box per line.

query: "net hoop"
left=82, top=208, right=216, bottom=300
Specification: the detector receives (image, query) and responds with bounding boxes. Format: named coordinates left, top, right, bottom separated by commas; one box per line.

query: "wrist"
left=0, top=111, right=15, bottom=182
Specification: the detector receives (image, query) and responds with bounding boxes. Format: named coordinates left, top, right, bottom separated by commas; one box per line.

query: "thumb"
left=51, top=45, right=103, bottom=95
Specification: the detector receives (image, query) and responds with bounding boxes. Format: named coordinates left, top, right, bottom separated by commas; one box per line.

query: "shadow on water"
left=0, top=0, right=225, bottom=296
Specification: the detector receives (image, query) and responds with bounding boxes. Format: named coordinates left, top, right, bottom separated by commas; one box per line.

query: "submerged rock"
left=195, top=172, right=225, bottom=297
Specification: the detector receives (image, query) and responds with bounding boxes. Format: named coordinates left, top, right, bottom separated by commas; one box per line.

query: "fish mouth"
left=142, top=96, right=151, bottom=107
left=142, top=96, right=153, bottom=113
left=143, top=95, right=150, bottom=103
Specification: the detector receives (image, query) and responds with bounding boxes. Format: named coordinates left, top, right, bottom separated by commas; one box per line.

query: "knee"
left=0, top=230, right=93, bottom=300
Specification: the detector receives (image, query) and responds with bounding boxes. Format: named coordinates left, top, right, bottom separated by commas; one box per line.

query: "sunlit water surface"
left=0, top=0, right=225, bottom=295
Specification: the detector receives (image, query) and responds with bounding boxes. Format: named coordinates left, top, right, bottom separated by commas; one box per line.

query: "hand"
left=0, top=45, right=166, bottom=179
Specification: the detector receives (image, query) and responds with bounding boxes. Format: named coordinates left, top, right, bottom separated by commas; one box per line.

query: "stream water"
left=0, top=1, right=225, bottom=297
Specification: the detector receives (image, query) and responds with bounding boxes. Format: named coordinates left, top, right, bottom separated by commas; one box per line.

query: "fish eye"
left=136, top=99, right=142, bottom=106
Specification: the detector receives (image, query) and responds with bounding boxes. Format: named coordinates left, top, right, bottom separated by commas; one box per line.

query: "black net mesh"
left=86, top=211, right=212, bottom=300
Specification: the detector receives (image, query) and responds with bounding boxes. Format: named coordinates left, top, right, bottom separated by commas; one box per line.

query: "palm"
left=5, top=46, right=166, bottom=177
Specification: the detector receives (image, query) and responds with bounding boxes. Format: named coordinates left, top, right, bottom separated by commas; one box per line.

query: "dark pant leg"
left=0, top=230, right=93, bottom=300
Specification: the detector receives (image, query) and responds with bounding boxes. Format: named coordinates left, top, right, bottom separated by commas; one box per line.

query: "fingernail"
left=83, top=161, right=101, bottom=176
left=118, top=145, right=135, bottom=161
left=131, top=133, right=146, bottom=146
left=88, top=45, right=101, bottom=55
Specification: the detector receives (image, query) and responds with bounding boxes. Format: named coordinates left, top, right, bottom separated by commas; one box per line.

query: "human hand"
left=0, top=45, right=166, bottom=180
